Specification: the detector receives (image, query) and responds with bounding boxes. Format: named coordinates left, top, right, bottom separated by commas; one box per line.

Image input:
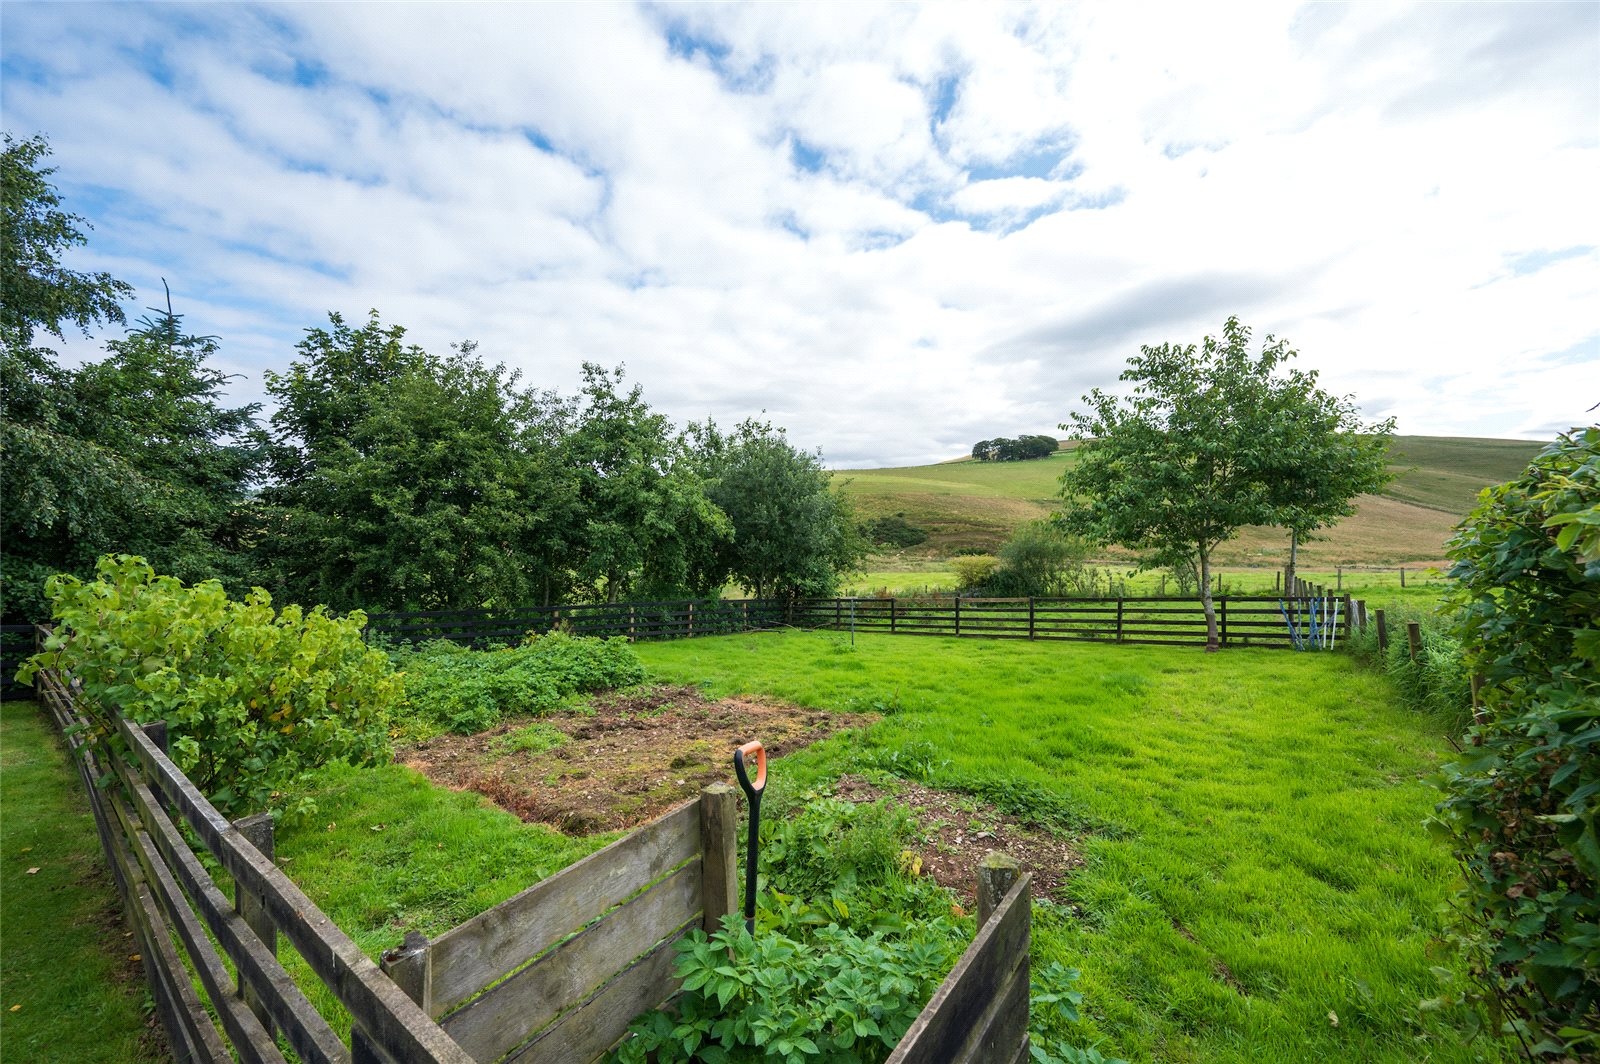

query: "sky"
left=3, top=1, right=1597, bottom=467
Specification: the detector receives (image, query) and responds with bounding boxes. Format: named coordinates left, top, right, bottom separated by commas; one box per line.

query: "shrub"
left=20, top=555, right=399, bottom=817
left=1431, top=427, right=1599, bottom=1053
left=861, top=515, right=927, bottom=549
left=392, top=630, right=645, bottom=734
left=950, top=554, right=998, bottom=592
left=991, top=521, right=1091, bottom=597
left=1342, top=600, right=1472, bottom=724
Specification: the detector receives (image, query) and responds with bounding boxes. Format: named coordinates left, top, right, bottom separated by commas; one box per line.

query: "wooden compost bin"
left=383, top=785, right=1033, bottom=1063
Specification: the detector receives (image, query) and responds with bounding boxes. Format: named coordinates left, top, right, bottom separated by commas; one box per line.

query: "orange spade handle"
left=734, top=740, right=766, bottom=793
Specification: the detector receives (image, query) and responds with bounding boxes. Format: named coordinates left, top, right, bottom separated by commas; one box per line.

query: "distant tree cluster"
left=861, top=514, right=928, bottom=548
left=971, top=435, right=1057, bottom=462
left=1, top=134, right=866, bottom=618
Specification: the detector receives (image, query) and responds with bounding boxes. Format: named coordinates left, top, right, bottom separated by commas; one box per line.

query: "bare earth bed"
left=832, top=774, right=1081, bottom=904
left=399, top=685, right=872, bottom=834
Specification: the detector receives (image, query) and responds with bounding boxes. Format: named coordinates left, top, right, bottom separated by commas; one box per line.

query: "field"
left=5, top=617, right=1510, bottom=1063
left=837, top=435, right=1543, bottom=563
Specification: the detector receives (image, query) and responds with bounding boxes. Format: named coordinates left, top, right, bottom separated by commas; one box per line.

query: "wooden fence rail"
left=31, top=629, right=473, bottom=1064
left=367, top=594, right=1356, bottom=651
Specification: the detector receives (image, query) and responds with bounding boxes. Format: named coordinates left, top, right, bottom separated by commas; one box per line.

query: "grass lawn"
left=0, top=700, right=162, bottom=1064
left=631, top=630, right=1507, bottom=1063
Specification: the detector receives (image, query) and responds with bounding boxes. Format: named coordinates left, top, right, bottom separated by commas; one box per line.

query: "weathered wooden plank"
left=442, top=862, right=702, bottom=1061
left=109, top=789, right=288, bottom=1064
left=502, top=928, right=690, bottom=1064
left=953, top=952, right=1029, bottom=1063
left=113, top=754, right=350, bottom=1064
left=699, top=784, right=738, bottom=932
left=117, top=717, right=474, bottom=1064
left=429, top=798, right=702, bottom=1014
left=885, top=873, right=1032, bottom=1064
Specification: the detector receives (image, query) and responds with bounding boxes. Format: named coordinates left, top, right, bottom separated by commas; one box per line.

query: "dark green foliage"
left=991, top=521, right=1091, bottom=597
left=261, top=317, right=574, bottom=611
left=1431, top=427, right=1599, bottom=1055
left=1, top=133, right=133, bottom=348
left=612, top=915, right=964, bottom=1064
left=20, top=556, right=399, bottom=818
left=972, top=435, right=1058, bottom=462
left=690, top=418, right=865, bottom=599
left=862, top=514, right=927, bottom=549
left=391, top=632, right=646, bottom=734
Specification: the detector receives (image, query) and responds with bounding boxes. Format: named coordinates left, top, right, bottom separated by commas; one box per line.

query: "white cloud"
left=1, top=0, right=1594, bottom=466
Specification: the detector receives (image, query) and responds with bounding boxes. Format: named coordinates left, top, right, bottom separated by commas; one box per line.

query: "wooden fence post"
left=1375, top=609, right=1389, bottom=650
left=1028, top=598, right=1035, bottom=641
left=1116, top=598, right=1124, bottom=643
left=890, top=598, right=897, bottom=634
left=954, top=597, right=961, bottom=637
left=1219, top=597, right=1228, bottom=647
left=629, top=605, right=636, bottom=641
left=1342, top=594, right=1354, bottom=639
left=1356, top=599, right=1368, bottom=632
left=1407, top=622, right=1422, bottom=662
left=1400, top=567, right=1406, bottom=588
left=976, top=851, right=1021, bottom=928
left=700, top=784, right=738, bottom=933
left=233, top=812, right=278, bottom=1031
left=1275, top=570, right=1281, bottom=592
left=380, top=929, right=433, bottom=1018
left=835, top=598, right=841, bottom=630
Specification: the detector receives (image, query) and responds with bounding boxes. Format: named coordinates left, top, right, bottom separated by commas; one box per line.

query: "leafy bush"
left=861, top=515, right=927, bottom=549
left=612, top=915, right=963, bottom=1064
left=20, top=555, right=398, bottom=817
left=1431, top=427, right=1599, bottom=1054
left=950, top=554, right=998, bottom=592
left=991, top=521, right=1091, bottom=597
left=392, top=631, right=645, bottom=734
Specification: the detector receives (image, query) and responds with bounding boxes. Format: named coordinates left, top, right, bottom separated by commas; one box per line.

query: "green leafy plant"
left=19, top=554, right=399, bottom=818
left=1028, top=962, right=1130, bottom=1064
left=611, top=915, right=963, bottom=1064
left=490, top=721, right=568, bottom=755
left=1431, top=427, right=1599, bottom=1055
left=391, top=631, right=645, bottom=734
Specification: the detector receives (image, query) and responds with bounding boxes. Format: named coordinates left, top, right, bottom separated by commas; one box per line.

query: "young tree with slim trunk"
left=1057, top=316, right=1377, bottom=651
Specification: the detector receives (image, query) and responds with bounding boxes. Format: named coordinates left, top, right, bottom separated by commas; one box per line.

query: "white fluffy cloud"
left=3, top=0, right=1594, bottom=465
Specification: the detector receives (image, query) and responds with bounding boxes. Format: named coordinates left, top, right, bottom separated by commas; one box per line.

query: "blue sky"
left=3, top=1, right=1596, bottom=465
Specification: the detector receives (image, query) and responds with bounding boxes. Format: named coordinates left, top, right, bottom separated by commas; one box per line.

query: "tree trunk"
left=1285, top=528, right=1299, bottom=595
left=1199, top=548, right=1219, bottom=652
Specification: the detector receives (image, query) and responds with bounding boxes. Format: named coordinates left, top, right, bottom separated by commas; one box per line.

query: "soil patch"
left=399, top=685, right=872, bottom=834
left=832, top=774, right=1082, bottom=903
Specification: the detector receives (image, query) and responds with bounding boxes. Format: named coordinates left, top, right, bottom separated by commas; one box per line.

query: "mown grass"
left=632, top=630, right=1508, bottom=1063
left=837, top=435, right=1539, bottom=563
left=0, top=700, right=162, bottom=1064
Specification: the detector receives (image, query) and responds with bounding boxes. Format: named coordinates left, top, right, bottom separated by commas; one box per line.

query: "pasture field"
left=840, top=565, right=1451, bottom=599
left=0, top=700, right=163, bottom=1064
left=633, top=631, right=1506, bottom=1063
left=839, top=435, right=1542, bottom=562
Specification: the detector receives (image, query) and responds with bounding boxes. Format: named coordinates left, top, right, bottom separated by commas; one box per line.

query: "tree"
left=262, top=319, right=574, bottom=611
left=1, top=132, right=133, bottom=349
left=690, top=418, right=866, bottom=599
left=1259, top=374, right=1394, bottom=589
left=1057, top=316, right=1367, bottom=650
left=565, top=364, right=727, bottom=602
left=2, top=135, right=270, bottom=620
left=991, top=521, right=1090, bottom=597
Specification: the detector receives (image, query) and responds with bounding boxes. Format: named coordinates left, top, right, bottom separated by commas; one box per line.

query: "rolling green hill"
left=835, top=435, right=1545, bottom=566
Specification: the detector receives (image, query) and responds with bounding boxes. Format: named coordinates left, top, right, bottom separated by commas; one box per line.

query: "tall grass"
left=1343, top=598, right=1472, bottom=726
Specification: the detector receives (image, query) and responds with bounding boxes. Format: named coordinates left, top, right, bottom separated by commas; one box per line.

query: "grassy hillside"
left=836, top=435, right=1544, bottom=565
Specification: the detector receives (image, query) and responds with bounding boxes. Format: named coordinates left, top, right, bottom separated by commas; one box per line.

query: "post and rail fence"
left=366, top=593, right=1356, bottom=651
left=26, top=623, right=1033, bottom=1063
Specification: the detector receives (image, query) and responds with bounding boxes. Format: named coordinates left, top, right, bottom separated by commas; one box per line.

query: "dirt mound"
left=399, top=685, right=872, bottom=834
left=832, top=775, right=1082, bottom=903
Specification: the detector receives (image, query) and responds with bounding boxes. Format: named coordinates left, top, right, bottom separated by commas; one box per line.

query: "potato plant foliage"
left=1435, top=427, right=1599, bottom=1054
left=21, top=555, right=400, bottom=817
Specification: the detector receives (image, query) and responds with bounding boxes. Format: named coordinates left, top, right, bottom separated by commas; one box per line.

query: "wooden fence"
left=383, top=779, right=1031, bottom=1064
left=32, top=632, right=474, bottom=1064
left=367, top=592, right=1359, bottom=651
left=32, top=626, right=1033, bottom=1062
